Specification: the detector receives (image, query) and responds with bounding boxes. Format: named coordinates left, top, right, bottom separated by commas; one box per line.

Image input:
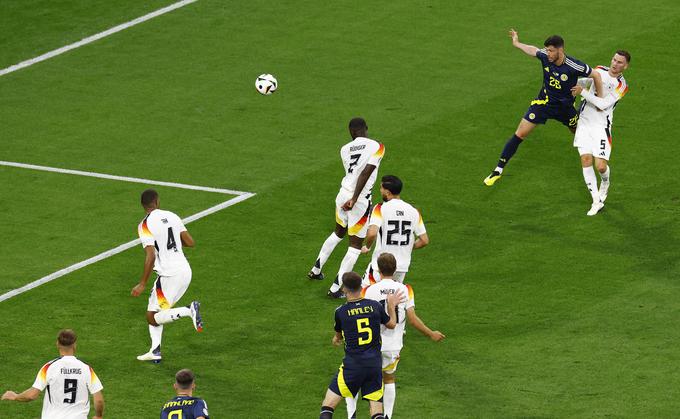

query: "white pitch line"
left=0, top=0, right=198, bottom=77
left=0, top=160, right=249, bottom=196
left=0, top=162, right=255, bottom=303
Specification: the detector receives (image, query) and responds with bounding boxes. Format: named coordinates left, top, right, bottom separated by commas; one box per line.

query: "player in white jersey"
left=345, top=253, right=445, bottom=419
left=131, top=189, right=203, bottom=363
left=361, top=175, right=429, bottom=285
left=571, top=50, right=630, bottom=216
left=2, top=329, right=105, bottom=419
left=307, top=118, right=386, bottom=299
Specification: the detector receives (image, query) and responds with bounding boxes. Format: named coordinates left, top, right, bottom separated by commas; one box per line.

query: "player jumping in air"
left=346, top=253, right=445, bottom=419
left=318, top=272, right=400, bottom=419
left=308, top=118, right=385, bottom=298
left=361, top=175, right=429, bottom=285
left=483, top=29, right=604, bottom=186
left=571, top=50, right=630, bottom=216
left=1, top=329, right=105, bottom=419
left=131, top=189, right=203, bottom=363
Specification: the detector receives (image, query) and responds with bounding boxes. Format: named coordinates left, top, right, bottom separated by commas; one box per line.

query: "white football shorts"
left=335, top=190, right=371, bottom=238
left=147, top=266, right=192, bottom=311
left=382, top=350, right=401, bottom=374
left=574, top=121, right=611, bottom=161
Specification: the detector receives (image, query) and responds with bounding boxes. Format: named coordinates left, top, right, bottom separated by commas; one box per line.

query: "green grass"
left=1, top=0, right=680, bottom=417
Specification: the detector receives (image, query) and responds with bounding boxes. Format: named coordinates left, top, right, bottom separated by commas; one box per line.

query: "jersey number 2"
left=63, top=379, right=77, bottom=404
left=386, top=220, right=412, bottom=245
left=356, top=318, right=373, bottom=345
left=167, top=227, right=178, bottom=252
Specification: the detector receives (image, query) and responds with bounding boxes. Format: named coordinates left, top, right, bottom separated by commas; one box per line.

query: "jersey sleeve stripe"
left=406, top=284, right=414, bottom=300
left=373, top=143, right=385, bottom=158
left=565, top=59, right=586, bottom=72
left=139, top=220, right=153, bottom=238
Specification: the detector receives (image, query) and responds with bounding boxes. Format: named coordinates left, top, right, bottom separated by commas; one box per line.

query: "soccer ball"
left=255, top=74, right=278, bottom=95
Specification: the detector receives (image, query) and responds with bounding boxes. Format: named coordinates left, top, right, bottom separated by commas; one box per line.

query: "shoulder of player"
left=564, top=55, right=589, bottom=72
left=39, top=356, right=62, bottom=372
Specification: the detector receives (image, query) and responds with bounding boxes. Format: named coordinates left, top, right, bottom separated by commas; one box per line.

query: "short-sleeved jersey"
left=32, top=356, right=103, bottom=419
left=339, top=137, right=385, bottom=199
left=160, top=396, right=210, bottom=419
left=334, top=298, right=390, bottom=367
left=362, top=279, right=415, bottom=351
left=534, top=49, right=592, bottom=106
left=578, top=66, right=628, bottom=128
left=369, top=199, right=426, bottom=273
left=138, top=209, right=190, bottom=276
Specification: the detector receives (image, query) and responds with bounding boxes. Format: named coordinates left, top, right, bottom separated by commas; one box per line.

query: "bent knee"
left=146, top=312, right=158, bottom=326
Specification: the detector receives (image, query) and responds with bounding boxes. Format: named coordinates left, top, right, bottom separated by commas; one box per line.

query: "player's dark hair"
left=377, top=253, right=397, bottom=277
left=57, top=329, right=77, bottom=347
left=544, top=35, right=564, bottom=48
left=141, top=189, right=159, bottom=208
left=342, top=272, right=363, bottom=292
left=616, top=50, right=631, bottom=63
left=175, top=369, right=195, bottom=390
left=348, top=117, right=367, bottom=130
left=381, top=175, right=403, bottom=195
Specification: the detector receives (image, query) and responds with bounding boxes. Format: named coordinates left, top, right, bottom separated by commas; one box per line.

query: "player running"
left=131, top=189, right=203, bottom=363
left=307, top=117, right=386, bottom=299
left=483, top=29, right=604, bottom=186
left=1, top=329, right=105, bottom=419
left=160, top=369, right=210, bottom=419
left=361, top=175, right=429, bottom=285
left=346, top=253, right=445, bottom=419
left=318, top=272, right=400, bottom=419
left=571, top=50, right=630, bottom=216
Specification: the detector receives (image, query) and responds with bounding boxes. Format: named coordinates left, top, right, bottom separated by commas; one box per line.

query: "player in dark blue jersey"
left=483, top=30, right=604, bottom=186
left=160, top=369, right=209, bottom=419
left=319, top=272, right=401, bottom=419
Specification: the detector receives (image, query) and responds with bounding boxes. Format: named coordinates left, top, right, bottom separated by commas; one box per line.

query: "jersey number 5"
left=386, top=220, right=412, bottom=246
left=347, top=154, right=361, bottom=173
left=63, top=379, right=77, bottom=404
left=356, top=318, right=373, bottom=345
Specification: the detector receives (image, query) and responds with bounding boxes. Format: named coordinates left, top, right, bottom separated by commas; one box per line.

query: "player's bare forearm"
left=93, top=391, right=104, bottom=417
left=364, top=227, right=377, bottom=249
left=2, top=387, right=40, bottom=402
left=180, top=230, right=194, bottom=247
left=332, top=332, right=344, bottom=346
left=385, top=290, right=404, bottom=329
left=407, top=309, right=446, bottom=341
left=509, top=28, right=538, bottom=57
left=351, top=165, right=376, bottom=202
left=132, top=247, right=155, bottom=296
left=414, top=233, right=429, bottom=249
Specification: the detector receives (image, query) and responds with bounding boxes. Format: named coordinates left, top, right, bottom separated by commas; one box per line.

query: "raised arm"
left=509, top=29, right=539, bottom=57
left=92, top=391, right=105, bottom=419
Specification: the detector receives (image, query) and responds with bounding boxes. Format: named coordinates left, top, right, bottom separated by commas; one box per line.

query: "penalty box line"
left=0, top=160, right=255, bottom=303
left=0, top=0, right=199, bottom=77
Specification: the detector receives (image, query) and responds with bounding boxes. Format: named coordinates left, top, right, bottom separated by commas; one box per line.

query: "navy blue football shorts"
left=328, top=362, right=383, bottom=401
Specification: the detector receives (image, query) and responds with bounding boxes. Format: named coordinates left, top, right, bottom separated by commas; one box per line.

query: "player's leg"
left=361, top=364, right=386, bottom=419
left=323, top=364, right=360, bottom=418
left=150, top=269, right=202, bottom=331
left=382, top=351, right=400, bottom=419
left=310, top=219, right=347, bottom=280
left=138, top=277, right=164, bottom=362
left=596, top=157, right=610, bottom=202
left=367, top=401, right=385, bottom=419
left=329, top=201, right=370, bottom=297
left=484, top=116, right=538, bottom=186
left=320, top=388, right=343, bottom=418
left=345, top=393, right=359, bottom=419
left=580, top=153, right=604, bottom=216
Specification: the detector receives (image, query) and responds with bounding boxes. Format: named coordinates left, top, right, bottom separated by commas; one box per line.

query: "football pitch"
left=1, top=0, right=679, bottom=417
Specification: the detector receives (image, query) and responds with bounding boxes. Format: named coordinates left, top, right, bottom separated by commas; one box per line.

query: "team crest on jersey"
left=529, top=113, right=535, bottom=120
left=560, top=74, right=568, bottom=81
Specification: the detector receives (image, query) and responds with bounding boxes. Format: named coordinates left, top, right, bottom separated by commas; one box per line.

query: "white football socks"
left=582, top=166, right=600, bottom=203
left=149, top=324, right=163, bottom=352
left=154, top=307, right=191, bottom=325
left=330, top=247, right=361, bottom=292
left=384, top=383, right=396, bottom=418
left=600, top=166, right=610, bottom=182
left=345, top=394, right=359, bottom=419
left=495, top=166, right=504, bottom=174
left=312, top=232, right=343, bottom=275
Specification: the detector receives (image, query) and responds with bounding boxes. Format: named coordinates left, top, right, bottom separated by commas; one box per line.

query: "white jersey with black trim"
left=138, top=209, right=190, bottom=276
left=369, top=199, right=426, bottom=273
left=579, top=66, right=629, bottom=128
left=32, top=355, right=103, bottom=419
left=339, top=137, right=385, bottom=199
left=362, top=279, right=415, bottom=351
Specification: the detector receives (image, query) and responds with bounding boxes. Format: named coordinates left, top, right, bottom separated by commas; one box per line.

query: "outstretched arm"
left=571, top=85, right=619, bottom=111
left=406, top=308, right=445, bottom=341
left=509, top=29, right=539, bottom=57
left=2, top=387, right=41, bottom=402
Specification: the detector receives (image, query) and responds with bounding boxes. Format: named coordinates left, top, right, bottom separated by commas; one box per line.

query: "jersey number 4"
left=386, top=220, right=412, bottom=246
left=167, top=227, right=178, bottom=252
